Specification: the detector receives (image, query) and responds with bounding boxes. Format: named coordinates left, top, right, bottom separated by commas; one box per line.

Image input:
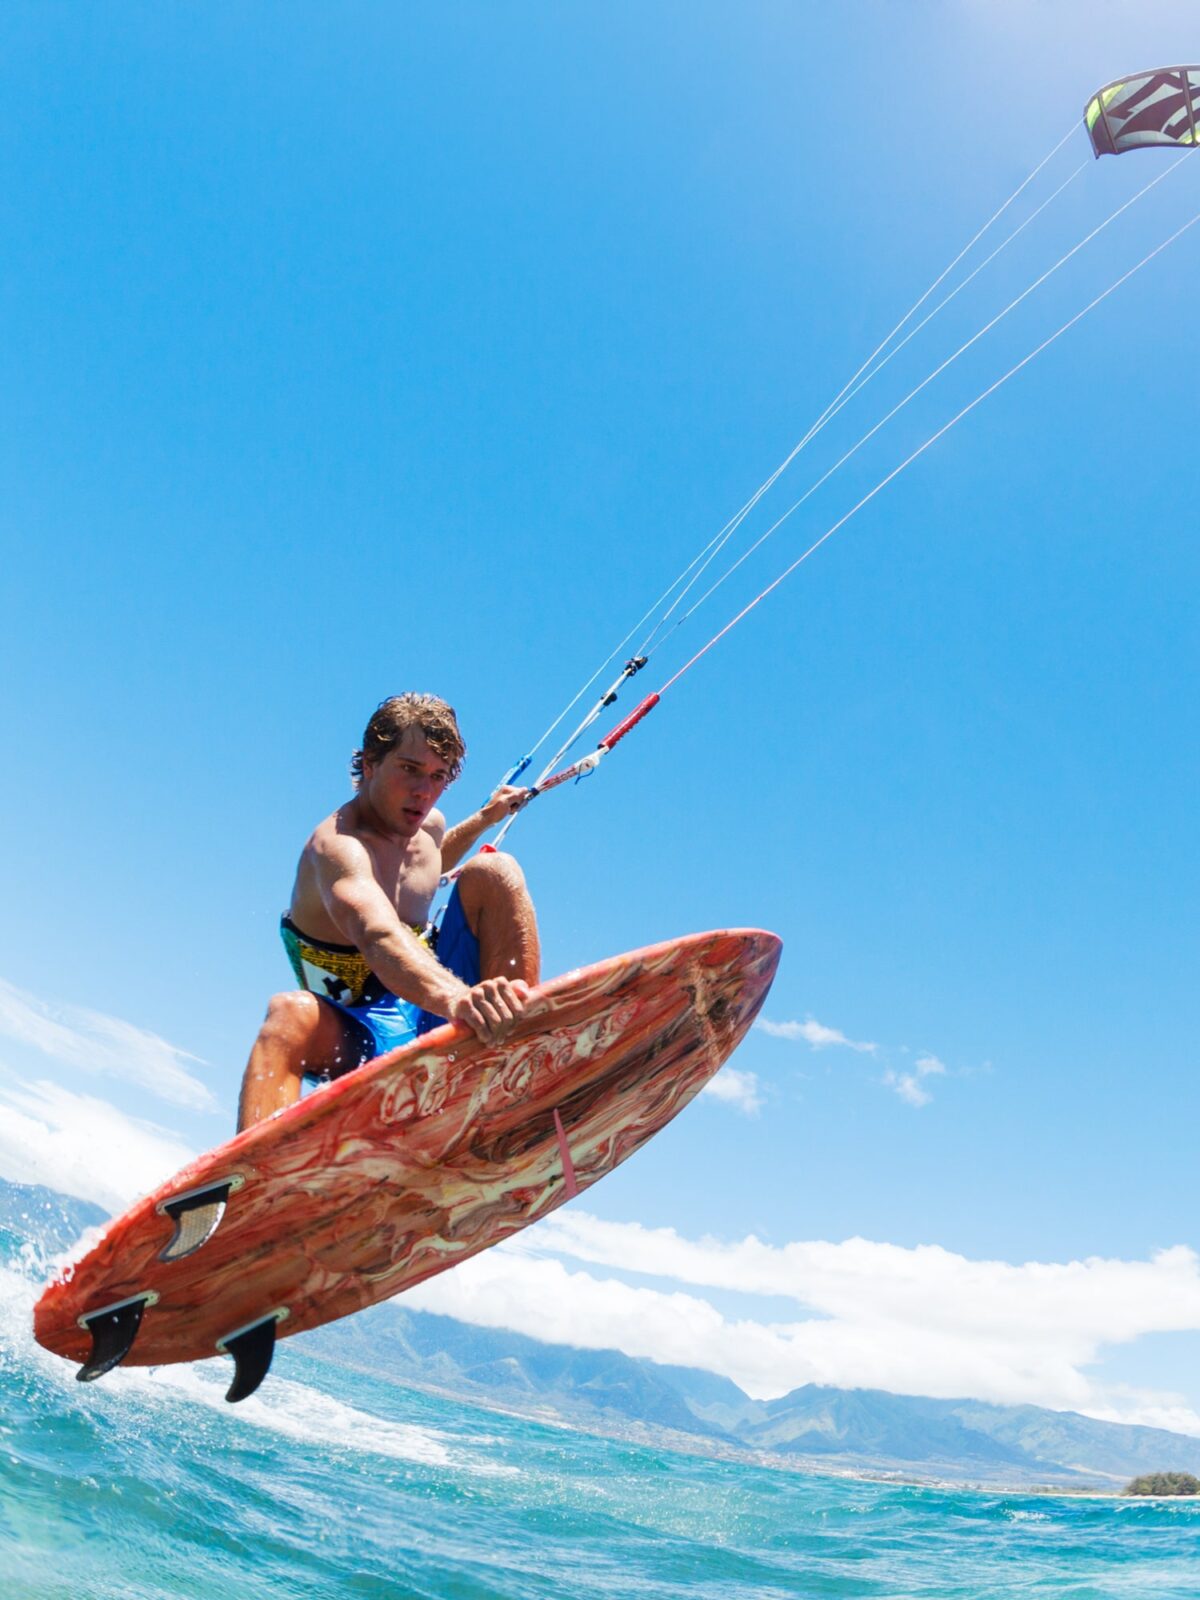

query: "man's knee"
left=260, top=989, right=323, bottom=1045
left=455, top=851, right=540, bottom=984
left=456, top=850, right=529, bottom=909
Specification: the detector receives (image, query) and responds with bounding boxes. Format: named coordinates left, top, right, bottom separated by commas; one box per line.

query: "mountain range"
left=299, top=1297, right=1200, bottom=1487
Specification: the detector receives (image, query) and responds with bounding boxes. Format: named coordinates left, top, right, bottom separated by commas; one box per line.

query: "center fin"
left=219, top=1312, right=286, bottom=1403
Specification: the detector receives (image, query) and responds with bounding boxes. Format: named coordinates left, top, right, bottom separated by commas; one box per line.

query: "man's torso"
left=287, top=801, right=444, bottom=944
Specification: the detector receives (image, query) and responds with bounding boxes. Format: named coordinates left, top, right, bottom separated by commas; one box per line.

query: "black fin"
left=77, top=1295, right=149, bottom=1382
left=222, top=1315, right=279, bottom=1403
left=159, top=1181, right=233, bottom=1262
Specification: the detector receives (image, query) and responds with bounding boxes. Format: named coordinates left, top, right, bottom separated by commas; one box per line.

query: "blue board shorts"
left=280, top=886, right=480, bottom=1077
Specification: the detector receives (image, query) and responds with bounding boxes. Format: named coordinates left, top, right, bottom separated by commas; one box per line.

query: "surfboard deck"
left=34, top=927, right=780, bottom=1397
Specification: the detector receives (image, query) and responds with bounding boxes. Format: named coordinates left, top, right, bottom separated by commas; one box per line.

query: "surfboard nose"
left=685, top=928, right=781, bottom=1066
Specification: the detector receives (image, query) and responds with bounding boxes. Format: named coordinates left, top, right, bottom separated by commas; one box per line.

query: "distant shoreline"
left=298, top=1344, right=1181, bottom=1501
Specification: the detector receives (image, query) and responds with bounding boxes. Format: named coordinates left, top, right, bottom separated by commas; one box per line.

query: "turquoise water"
left=3, top=1220, right=1199, bottom=1599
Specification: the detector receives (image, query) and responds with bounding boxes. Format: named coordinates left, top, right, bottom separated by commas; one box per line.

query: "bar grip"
left=599, top=693, right=660, bottom=750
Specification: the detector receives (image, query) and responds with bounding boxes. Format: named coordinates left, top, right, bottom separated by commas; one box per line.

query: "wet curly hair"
left=351, top=693, right=466, bottom=786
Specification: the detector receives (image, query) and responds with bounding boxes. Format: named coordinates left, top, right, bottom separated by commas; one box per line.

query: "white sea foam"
left=0, top=1258, right=54, bottom=1366
left=1, top=1249, right=512, bottom=1477
left=128, top=1361, right=457, bottom=1468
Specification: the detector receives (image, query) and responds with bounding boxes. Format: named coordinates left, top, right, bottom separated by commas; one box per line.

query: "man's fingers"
left=458, top=976, right=532, bottom=1043
left=483, top=784, right=530, bottom=822
left=480, top=977, right=528, bottom=1010
left=475, top=996, right=512, bottom=1029
left=461, top=1002, right=504, bottom=1043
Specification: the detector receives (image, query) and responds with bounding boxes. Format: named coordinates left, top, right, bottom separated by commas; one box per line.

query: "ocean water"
left=3, top=1213, right=1199, bottom=1599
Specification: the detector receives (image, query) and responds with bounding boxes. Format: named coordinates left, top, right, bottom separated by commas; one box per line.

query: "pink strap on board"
left=552, top=1108, right=579, bottom=1199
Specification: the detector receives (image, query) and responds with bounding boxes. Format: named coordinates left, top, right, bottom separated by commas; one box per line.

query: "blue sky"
left=3, top=5, right=1198, bottom=1424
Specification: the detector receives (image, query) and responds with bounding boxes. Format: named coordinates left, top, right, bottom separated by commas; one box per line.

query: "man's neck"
left=348, top=792, right=418, bottom=849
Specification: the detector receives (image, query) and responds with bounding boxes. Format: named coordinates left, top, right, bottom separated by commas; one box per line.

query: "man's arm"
left=440, top=784, right=528, bottom=871
left=319, top=835, right=468, bottom=1017
left=316, top=832, right=530, bottom=1042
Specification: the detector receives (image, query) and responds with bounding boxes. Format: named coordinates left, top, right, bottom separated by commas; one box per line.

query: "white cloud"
left=759, top=1013, right=957, bottom=1108
left=408, top=1251, right=735, bottom=1373
left=757, top=1016, right=876, bottom=1053
left=407, top=1209, right=1200, bottom=1432
left=701, top=1065, right=762, bottom=1115
left=0, top=978, right=213, bottom=1111
left=1081, top=1386, right=1200, bottom=1439
left=883, top=1053, right=946, bottom=1108
left=0, top=1077, right=195, bottom=1214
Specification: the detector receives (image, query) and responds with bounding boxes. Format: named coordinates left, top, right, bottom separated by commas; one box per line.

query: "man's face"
left=361, top=728, right=452, bottom=837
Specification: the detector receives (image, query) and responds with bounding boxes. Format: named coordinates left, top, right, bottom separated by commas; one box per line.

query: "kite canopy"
left=1085, top=67, right=1200, bottom=157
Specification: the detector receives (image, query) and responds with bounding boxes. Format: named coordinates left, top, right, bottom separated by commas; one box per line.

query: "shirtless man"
left=236, top=693, right=539, bottom=1131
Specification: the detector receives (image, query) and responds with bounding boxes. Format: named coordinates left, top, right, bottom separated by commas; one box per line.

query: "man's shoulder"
left=422, top=807, right=447, bottom=847
left=307, top=803, right=373, bottom=868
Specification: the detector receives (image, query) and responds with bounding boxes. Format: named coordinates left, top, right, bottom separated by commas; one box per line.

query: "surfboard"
left=34, top=927, right=780, bottom=1401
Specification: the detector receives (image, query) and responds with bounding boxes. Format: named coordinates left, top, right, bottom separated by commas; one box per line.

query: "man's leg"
left=454, top=852, right=540, bottom=986
left=236, top=991, right=355, bottom=1132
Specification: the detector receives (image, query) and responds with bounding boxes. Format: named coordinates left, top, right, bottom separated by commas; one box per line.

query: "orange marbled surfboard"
left=34, top=927, right=780, bottom=1395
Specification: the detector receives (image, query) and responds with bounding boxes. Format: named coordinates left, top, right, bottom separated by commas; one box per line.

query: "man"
left=237, top=693, right=539, bottom=1131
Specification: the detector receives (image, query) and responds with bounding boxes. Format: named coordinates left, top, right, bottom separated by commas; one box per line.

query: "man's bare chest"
left=363, top=834, right=442, bottom=920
